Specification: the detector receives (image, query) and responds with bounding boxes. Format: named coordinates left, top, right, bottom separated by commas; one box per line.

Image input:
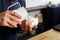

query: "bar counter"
left=28, top=29, right=60, bottom=40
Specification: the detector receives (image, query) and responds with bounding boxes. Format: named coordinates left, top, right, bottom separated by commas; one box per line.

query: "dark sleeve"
left=0, top=0, right=4, bottom=12
left=18, top=0, right=26, bottom=7
left=0, top=0, right=10, bottom=12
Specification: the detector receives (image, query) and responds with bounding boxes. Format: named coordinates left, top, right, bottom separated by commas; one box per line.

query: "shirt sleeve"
left=18, top=0, right=26, bottom=7
left=0, top=0, right=10, bottom=12
left=0, top=0, right=4, bottom=12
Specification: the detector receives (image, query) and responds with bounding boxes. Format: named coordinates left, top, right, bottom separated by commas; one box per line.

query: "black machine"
left=41, top=6, right=60, bottom=31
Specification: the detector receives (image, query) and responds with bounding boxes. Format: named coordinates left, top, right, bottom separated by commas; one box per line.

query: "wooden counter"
left=28, top=29, right=60, bottom=40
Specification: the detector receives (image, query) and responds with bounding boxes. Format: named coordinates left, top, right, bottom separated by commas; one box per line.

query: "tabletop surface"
left=28, top=29, right=60, bottom=40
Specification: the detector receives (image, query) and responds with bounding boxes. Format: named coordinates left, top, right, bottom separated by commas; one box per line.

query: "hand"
left=20, top=20, right=37, bottom=31
left=0, top=10, right=22, bottom=28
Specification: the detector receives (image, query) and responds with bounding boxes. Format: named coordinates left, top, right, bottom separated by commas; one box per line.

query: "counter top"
left=28, top=29, right=60, bottom=40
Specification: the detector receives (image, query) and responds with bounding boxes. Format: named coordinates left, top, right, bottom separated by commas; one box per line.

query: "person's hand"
left=0, top=10, right=22, bottom=28
left=20, top=20, right=37, bottom=31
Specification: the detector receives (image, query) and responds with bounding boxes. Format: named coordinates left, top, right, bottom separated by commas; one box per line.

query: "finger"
left=33, top=25, right=37, bottom=30
left=5, top=23, right=15, bottom=28
left=20, top=20, right=26, bottom=30
left=5, top=17, right=17, bottom=28
left=9, top=15, right=21, bottom=24
left=3, top=17, right=7, bottom=26
left=21, top=20, right=28, bottom=31
left=28, top=25, right=32, bottom=32
left=4, top=10, right=21, bottom=19
left=3, top=10, right=10, bottom=17
left=3, top=22, right=12, bottom=28
left=24, top=20, right=28, bottom=31
left=7, top=18, right=17, bottom=28
left=2, top=18, right=13, bottom=28
left=10, top=12, right=22, bottom=19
